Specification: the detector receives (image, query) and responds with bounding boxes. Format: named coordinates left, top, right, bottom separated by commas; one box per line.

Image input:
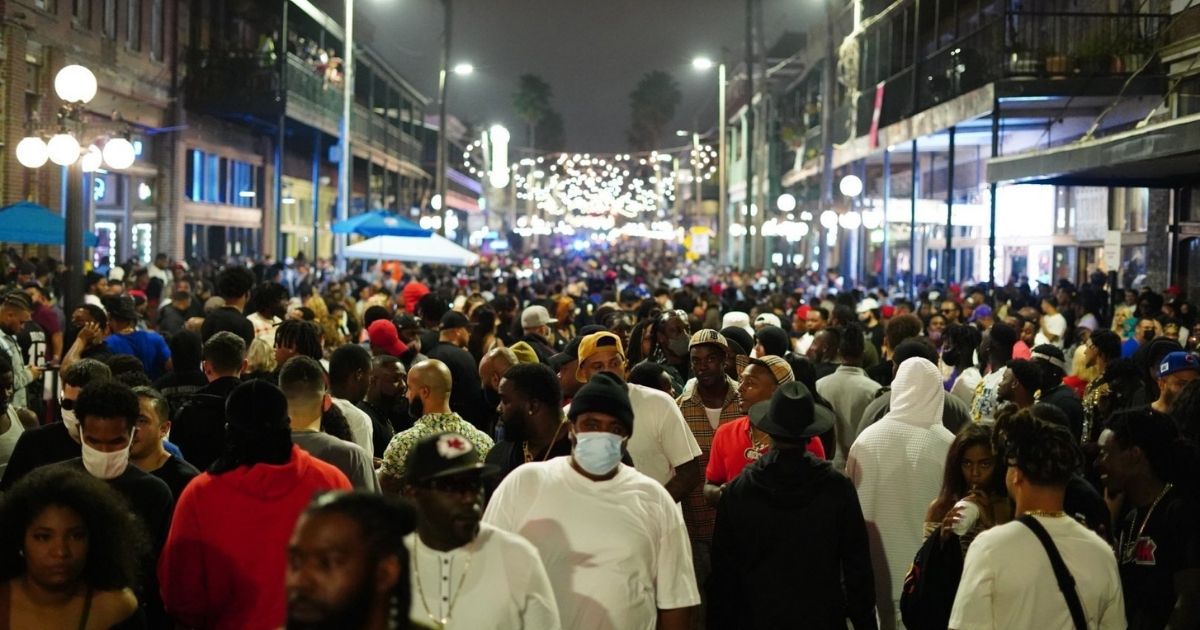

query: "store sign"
left=1104, top=231, right=1122, bottom=272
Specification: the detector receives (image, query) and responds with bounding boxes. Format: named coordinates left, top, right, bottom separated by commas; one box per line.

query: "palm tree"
left=512, top=74, right=553, bottom=149
left=627, top=70, right=682, bottom=152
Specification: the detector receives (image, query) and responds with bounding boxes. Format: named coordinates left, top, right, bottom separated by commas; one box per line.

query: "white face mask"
left=61, top=407, right=81, bottom=440
left=81, top=435, right=132, bottom=480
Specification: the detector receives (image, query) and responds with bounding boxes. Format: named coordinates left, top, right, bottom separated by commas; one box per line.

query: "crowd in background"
left=0, top=245, right=1195, bottom=629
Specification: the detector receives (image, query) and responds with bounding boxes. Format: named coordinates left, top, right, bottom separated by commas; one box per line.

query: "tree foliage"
left=535, top=110, right=566, bottom=152
left=512, top=74, right=553, bottom=148
left=626, top=70, right=682, bottom=152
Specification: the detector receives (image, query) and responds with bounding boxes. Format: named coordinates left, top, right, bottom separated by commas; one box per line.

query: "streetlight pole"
left=337, top=0, right=355, bottom=267
left=435, top=0, right=453, bottom=237
left=819, top=0, right=836, bottom=278
left=718, top=62, right=727, bottom=266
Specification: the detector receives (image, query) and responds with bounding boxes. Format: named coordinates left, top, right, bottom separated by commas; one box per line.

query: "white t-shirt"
left=406, top=523, right=561, bottom=630
left=565, top=384, right=702, bottom=487
left=483, top=457, right=701, bottom=630
left=949, top=515, right=1125, bottom=630
left=331, top=397, right=374, bottom=456
left=703, top=407, right=722, bottom=430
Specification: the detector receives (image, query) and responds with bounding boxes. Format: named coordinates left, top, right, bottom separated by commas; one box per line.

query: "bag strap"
left=1018, top=515, right=1088, bottom=630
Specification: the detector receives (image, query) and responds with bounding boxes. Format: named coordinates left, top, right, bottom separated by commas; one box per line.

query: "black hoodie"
left=709, top=447, right=878, bottom=630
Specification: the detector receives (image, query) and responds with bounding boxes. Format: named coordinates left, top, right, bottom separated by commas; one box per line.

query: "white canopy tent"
left=342, top=234, right=480, bottom=266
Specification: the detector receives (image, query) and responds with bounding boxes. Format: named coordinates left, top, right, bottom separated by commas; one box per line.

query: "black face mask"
left=1143, top=330, right=1156, bottom=342
left=407, top=396, right=425, bottom=421
left=482, top=387, right=501, bottom=415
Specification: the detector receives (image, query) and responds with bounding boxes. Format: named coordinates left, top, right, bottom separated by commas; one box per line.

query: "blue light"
left=132, top=140, right=144, bottom=157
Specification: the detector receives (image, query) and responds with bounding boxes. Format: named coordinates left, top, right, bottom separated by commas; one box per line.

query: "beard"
left=408, top=396, right=425, bottom=421
left=286, top=577, right=376, bottom=630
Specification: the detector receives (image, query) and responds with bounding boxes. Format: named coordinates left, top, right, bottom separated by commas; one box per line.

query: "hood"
left=884, top=357, right=945, bottom=428
left=741, top=448, right=841, bottom=506
left=219, top=445, right=316, bottom=501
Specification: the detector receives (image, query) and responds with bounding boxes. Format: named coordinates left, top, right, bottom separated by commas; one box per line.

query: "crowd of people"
left=0, top=247, right=1197, bottom=629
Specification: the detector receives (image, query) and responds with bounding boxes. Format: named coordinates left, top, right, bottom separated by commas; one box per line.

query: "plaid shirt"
left=676, top=377, right=742, bottom=543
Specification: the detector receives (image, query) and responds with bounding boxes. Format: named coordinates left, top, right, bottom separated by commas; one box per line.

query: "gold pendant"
left=744, top=447, right=762, bottom=461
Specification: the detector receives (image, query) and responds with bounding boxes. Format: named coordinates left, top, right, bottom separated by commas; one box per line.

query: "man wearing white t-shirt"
left=404, top=431, right=560, bottom=629
left=485, top=372, right=700, bottom=630
left=568, top=331, right=702, bottom=502
left=949, top=410, right=1125, bottom=629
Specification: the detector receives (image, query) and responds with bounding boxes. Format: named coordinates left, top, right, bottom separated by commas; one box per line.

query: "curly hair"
left=0, top=466, right=150, bottom=590
left=275, top=320, right=323, bottom=361
left=997, top=408, right=1080, bottom=486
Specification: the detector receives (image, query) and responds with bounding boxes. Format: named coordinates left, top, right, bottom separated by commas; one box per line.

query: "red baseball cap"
left=367, top=319, right=408, bottom=357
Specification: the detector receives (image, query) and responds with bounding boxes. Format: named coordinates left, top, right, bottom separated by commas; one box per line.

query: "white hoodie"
left=847, top=357, right=955, bottom=630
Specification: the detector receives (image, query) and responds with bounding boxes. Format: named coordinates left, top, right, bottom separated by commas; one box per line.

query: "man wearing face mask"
left=485, top=372, right=700, bottom=630
left=404, top=432, right=561, bottom=629
left=378, top=359, right=494, bottom=494
left=0, top=358, right=112, bottom=491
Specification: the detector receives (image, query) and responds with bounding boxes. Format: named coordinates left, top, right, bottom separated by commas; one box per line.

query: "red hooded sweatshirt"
left=158, top=446, right=351, bottom=630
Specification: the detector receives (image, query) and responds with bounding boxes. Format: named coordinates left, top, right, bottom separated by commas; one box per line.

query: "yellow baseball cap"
left=575, top=332, right=626, bottom=382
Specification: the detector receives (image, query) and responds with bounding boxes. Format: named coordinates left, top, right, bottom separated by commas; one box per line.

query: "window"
left=104, top=0, right=117, bottom=39
left=185, top=149, right=261, bottom=207
left=150, top=0, right=163, bottom=61
left=126, top=0, right=141, bottom=50
left=73, top=0, right=89, bottom=26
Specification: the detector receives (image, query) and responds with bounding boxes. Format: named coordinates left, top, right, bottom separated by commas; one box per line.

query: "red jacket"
left=158, top=446, right=351, bottom=630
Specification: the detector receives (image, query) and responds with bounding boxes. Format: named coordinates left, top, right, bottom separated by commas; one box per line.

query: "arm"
left=702, top=482, right=724, bottom=508
left=840, top=485, right=878, bottom=630
left=16, top=408, right=38, bottom=430
left=49, top=330, right=63, bottom=363
left=1168, top=568, right=1200, bottom=630
left=656, top=607, right=692, bottom=630
left=664, top=458, right=702, bottom=503
left=61, top=321, right=102, bottom=373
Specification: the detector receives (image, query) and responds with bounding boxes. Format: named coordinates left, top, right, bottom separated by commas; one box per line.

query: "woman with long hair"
left=924, top=423, right=1011, bottom=550
left=0, top=466, right=149, bottom=629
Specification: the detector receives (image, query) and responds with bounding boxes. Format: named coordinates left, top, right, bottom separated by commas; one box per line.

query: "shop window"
left=133, top=223, right=153, bottom=265
left=186, top=149, right=260, bottom=207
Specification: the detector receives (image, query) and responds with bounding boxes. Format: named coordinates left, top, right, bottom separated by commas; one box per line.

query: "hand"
left=78, top=321, right=102, bottom=344
left=28, top=365, right=44, bottom=381
left=940, top=504, right=967, bottom=542
left=185, top=317, right=205, bottom=333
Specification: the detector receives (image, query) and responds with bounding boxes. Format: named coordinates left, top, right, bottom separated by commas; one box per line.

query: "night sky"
left=356, top=0, right=815, bottom=153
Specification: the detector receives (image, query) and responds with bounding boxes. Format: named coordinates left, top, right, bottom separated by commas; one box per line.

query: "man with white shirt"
left=571, top=331, right=702, bottom=501
left=950, top=410, right=1125, bottom=629
left=404, top=431, right=560, bottom=629
left=485, top=372, right=700, bottom=630
left=970, top=322, right=1018, bottom=424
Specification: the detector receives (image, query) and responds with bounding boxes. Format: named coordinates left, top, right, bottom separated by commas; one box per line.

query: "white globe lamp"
left=862, top=209, right=884, bottom=229
left=839, top=210, right=862, bottom=230
left=102, top=137, right=136, bottom=170
left=776, top=193, right=797, bottom=212
left=839, top=174, right=864, bottom=198
left=15, top=137, right=49, bottom=168
left=819, top=209, right=838, bottom=230
left=80, top=144, right=103, bottom=172
left=54, top=65, right=98, bottom=104
left=46, top=133, right=81, bottom=166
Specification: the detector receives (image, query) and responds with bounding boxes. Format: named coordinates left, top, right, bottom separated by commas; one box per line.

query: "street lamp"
left=452, top=62, right=474, bottom=76
left=692, top=55, right=726, bottom=265
left=776, top=193, right=797, bottom=212
left=15, top=63, right=135, bottom=320
left=839, top=174, right=864, bottom=198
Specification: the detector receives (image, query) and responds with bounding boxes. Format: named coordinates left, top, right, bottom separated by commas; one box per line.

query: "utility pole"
left=742, top=0, right=754, bottom=271
left=336, top=0, right=354, bottom=267
left=435, top=0, right=452, bottom=236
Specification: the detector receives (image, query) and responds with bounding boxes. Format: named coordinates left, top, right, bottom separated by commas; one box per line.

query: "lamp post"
left=335, top=0, right=356, bottom=268
left=692, top=56, right=726, bottom=265
left=15, top=64, right=134, bottom=319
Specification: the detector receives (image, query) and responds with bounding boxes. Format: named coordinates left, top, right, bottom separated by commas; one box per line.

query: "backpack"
left=900, top=530, right=965, bottom=630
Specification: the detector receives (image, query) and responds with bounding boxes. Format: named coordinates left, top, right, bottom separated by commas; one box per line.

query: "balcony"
left=185, top=51, right=423, bottom=160
left=852, top=4, right=1170, bottom=138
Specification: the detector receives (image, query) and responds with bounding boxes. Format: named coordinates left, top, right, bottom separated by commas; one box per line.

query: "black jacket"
left=709, top=448, right=877, bottom=630
left=0, top=422, right=79, bottom=491
left=424, top=342, right=490, bottom=434
left=517, top=332, right=556, bottom=364
left=171, top=377, right=242, bottom=472
left=1037, top=384, right=1085, bottom=442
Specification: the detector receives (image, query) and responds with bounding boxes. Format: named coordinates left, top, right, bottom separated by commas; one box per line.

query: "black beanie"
left=721, top=326, right=754, bottom=356
left=568, top=372, right=634, bottom=432
left=755, top=325, right=791, bottom=357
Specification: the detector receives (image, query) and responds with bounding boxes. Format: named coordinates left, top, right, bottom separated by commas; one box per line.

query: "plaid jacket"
left=676, top=377, right=742, bottom=543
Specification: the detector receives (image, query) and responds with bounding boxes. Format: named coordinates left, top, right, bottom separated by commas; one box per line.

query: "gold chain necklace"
left=522, top=421, right=567, bottom=464
left=1122, top=482, right=1173, bottom=564
left=410, top=537, right=475, bottom=629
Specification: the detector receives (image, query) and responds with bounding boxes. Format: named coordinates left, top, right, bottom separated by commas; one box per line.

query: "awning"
left=987, top=113, right=1200, bottom=188
left=343, top=234, right=479, bottom=266
left=331, top=210, right=432, bottom=237
left=0, top=201, right=100, bottom=246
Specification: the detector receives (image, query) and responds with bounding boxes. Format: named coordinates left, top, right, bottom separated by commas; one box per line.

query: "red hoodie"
left=158, top=446, right=351, bottom=630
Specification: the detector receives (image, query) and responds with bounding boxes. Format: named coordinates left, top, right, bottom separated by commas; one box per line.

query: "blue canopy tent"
left=331, top=210, right=433, bottom=238
left=0, top=201, right=99, bottom=246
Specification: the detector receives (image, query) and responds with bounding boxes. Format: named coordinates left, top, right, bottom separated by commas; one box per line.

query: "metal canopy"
left=987, top=113, right=1200, bottom=188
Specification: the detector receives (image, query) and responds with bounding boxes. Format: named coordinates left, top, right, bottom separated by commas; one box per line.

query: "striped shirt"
left=676, top=377, right=742, bottom=543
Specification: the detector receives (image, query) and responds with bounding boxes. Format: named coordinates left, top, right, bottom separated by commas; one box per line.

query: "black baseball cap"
left=394, top=314, right=421, bottom=330
left=548, top=336, right=584, bottom=371
left=439, top=311, right=473, bottom=330
left=403, top=432, right=498, bottom=484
